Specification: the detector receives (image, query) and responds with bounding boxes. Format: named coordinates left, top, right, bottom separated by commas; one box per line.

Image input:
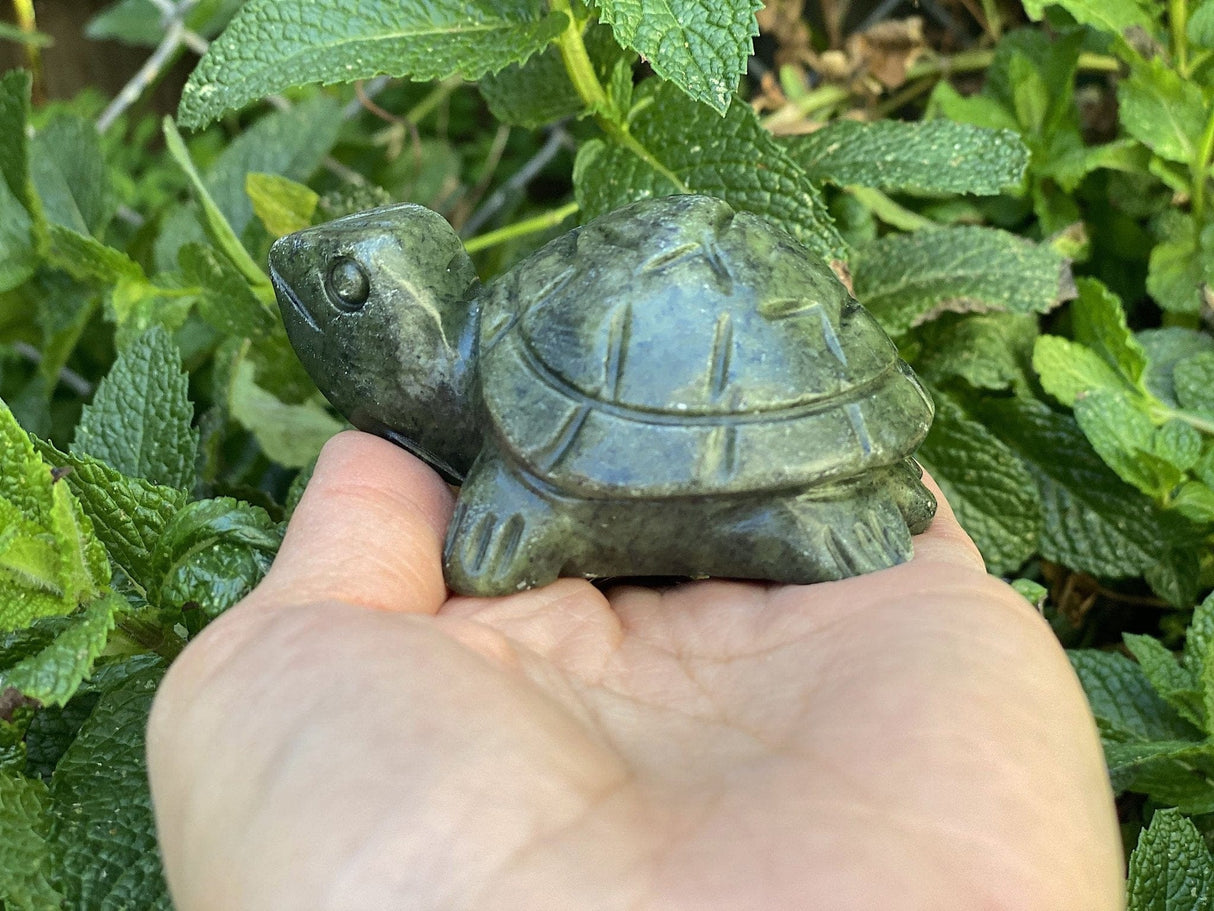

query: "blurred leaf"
left=29, top=115, right=113, bottom=237
left=480, top=23, right=632, bottom=126
left=229, top=358, right=342, bottom=468
left=1020, top=0, right=1155, bottom=36
left=1175, top=352, right=1214, bottom=418
left=1139, top=328, right=1214, bottom=407
left=205, top=95, right=341, bottom=238
left=149, top=497, right=280, bottom=616
left=49, top=664, right=170, bottom=910
left=1191, top=0, right=1214, bottom=47
left=246, top=173, right=319, bottom=238
left=0, top=771, right=62, bottom=910
left=179, top=242, right=275, bottom=337
left=0, top=70, right=35, bottom=214
left=784, top=120, right=1029, bottom=195
left=595, top=0, right=760, bottom=114
left=1147, top=213, right=1214, bottom=315
left=1127, top=809, right=1214, bottom=911
left=574, top=79, right=843, bottom=259
left=162, top=118, right=273, bottom=299
left=1119, top=58, right=1209, bottom=165
left=71, top=326, right=198, bottom=490
left=852, top=226, right=1074, bottom=336
left=178, top=0, right=566, bottom=128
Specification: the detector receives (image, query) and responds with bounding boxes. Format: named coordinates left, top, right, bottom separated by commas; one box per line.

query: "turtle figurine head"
left=268, top=203, right=482, bottom=481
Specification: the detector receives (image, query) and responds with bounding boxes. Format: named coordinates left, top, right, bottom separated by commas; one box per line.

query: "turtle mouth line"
left=269, top=266, right=320, bottom=333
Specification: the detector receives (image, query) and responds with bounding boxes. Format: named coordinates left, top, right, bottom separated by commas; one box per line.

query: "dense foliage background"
left=0, top=0, right=1212, bottom=906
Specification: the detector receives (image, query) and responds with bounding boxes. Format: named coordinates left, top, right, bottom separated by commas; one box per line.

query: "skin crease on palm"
left=146, top=430, right=1126, bottom=911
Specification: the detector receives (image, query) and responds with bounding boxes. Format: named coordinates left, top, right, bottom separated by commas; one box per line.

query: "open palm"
left=148, top=431, right=1123, bottom=910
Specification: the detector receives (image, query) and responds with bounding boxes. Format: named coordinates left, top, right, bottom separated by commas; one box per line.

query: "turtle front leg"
left=443, top=449, right=568, bottom=597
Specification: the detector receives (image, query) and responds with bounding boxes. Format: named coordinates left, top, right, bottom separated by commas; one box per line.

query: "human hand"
left=147, top=430, right=1124, bottom=910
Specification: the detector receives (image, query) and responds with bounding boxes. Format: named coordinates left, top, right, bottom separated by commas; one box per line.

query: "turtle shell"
left=479, top=195, right=933, bottom=498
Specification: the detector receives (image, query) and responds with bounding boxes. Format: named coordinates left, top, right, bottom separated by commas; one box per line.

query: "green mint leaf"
left=1069, top=649, right=1201, bottom=743
left=1191, top=0, right=1214, bottom=47
left=1073, top=389, right=1182, bottom=498
left=1174, top=352, right=1214, bottom=418
left=29, top=114, right=113, bottom=237
left=783, top=120, right=1028, bottom=195
left=480, top=44, right=586, bottom=127
left=1127, top=809, right=1214, bottom=911
left=1010, top=578, right=1047, bottom=608
left=911, top=312, right=1038, bottom=393
left=162, top=118, right=274, bottom=299
left=1174, top=482, right=1214, bottom=524
left=0, top=70, right=34, bottom=215
left=574, top=79, right=843, bottom=259
left=1124, top=633, right=1203, bottom=728
left=851, top=226, right=1074, bottom=336
left=1139, top=328, right=1214, bottom=407
left=1020, top=0, right=1155, bottom=37
left=205, top=95, right=341, bottom=239
left=44, top=222, right=146, bottom=288
left=0, top=400, right=109, bottom=630
left=916, top=392, right=1041, bottom=575
left=1032, top=335, right=1125, bottom=407
left=1119, top=58, right=1209, bottom=165
left=179, top=242, right=276, bottom=338
left=49, top=664, right=170, bottom=910
left=975, top=395, right=1192, bottom=596
left=88, top=0, right=244, bottom=46
left=479, top=23, right=632, bottom=127
left=1071, top=278, right=1149, bottom=387
left=0, top=176, right=37, bottom=293
left=595, top=0, right=760, bottom=114
left=178, top=0, right=565, bottom=128
left=1148, top=213, right=1214, bottom=315
left=72, top=325, right=198, bottom=490
left=0, top=71, right=36, bottom=294
left=33, top=440, right=188, bottom=594
left=246, top=172, right=319, bottom=238
left=0, top=771, right=63, bottom=909
left=1, top=595, right=119, bottom=708
left=149, top=497, right=281, bottom=616
left=229, top=358, right=343, bottom=468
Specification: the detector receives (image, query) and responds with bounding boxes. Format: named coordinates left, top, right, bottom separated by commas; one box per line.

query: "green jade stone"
left=269, top=195, right=936, bottom=596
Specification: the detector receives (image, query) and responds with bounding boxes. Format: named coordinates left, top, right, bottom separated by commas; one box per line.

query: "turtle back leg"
left=770, top=461, right=937, bottom=581
left=444, top=445, right=570, bottom=597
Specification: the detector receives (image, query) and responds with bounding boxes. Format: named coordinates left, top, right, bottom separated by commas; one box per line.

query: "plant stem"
left=549, top=0, right=688, bottom=192
left=464, top=201, right=580, bottom=254
left=116, top=614, right=186, bottom=663
left=847, top=186, right=935, bottom=231
left=11, top=0, right=40, bottom=99
left=1172, top=0, right=1190, bottom=76
left=979, top=0, right=1003, bottom=40
left=1191, top=105, right=1214, bottom=224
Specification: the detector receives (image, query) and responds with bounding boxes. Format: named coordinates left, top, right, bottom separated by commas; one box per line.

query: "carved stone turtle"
left=268, top=194, right=936, bottom=596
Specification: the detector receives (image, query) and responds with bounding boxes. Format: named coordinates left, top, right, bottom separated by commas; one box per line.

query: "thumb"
left=251, top=430, right=455, bottom=615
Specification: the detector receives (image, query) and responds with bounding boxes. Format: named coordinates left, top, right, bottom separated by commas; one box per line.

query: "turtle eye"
left=326, top=257, right=370, bottom=312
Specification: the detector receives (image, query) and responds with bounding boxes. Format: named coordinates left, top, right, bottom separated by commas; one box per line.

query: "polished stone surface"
left=270, top=195, right=936, bottom=596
